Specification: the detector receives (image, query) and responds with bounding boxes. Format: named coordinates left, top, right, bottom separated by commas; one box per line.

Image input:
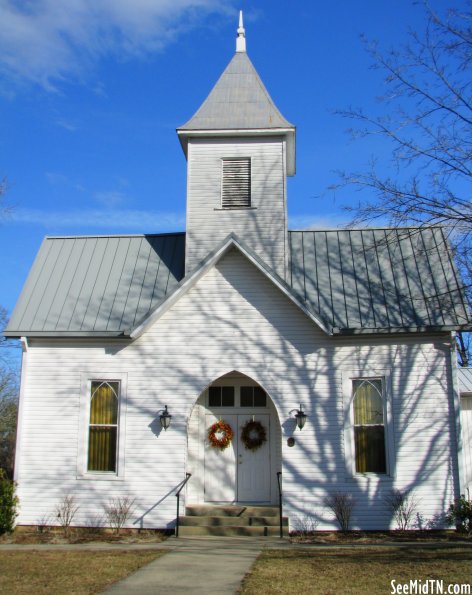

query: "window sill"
left=214, top=207, right=257, bottom=211
left=347, top=473, right=394, bottom=482
left=76, top=473, right=125, bottom=481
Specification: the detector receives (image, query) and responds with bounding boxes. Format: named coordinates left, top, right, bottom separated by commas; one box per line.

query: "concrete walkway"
left=102, top=536, right=272, bottom=595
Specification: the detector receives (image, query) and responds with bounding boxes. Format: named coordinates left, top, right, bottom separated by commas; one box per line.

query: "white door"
left=204, top=413, right=237, bottom=502
left=204, top=413, right=270, bottom=503
left=237, top=414, right=270, bottom=502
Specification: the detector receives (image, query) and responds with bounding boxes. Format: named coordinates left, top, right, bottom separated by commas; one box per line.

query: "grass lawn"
left=241, top=547, right=472, bottom=594
left=0, top=549, right=165, bottom=594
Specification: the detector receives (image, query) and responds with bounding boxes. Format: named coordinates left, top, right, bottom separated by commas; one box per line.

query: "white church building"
left=5, top=16, right=471, bottom=534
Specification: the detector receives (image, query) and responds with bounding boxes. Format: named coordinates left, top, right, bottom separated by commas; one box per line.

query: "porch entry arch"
left=186, top=371, right=282, bottom=505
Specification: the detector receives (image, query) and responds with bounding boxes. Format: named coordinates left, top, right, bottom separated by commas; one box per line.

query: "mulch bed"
left=289, top=530, right=471, bottom=544
left=0, top=526, right=171, bottom=545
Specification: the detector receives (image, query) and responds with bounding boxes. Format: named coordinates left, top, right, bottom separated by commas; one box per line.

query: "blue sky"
left=0, top=0, right=463, bottom=322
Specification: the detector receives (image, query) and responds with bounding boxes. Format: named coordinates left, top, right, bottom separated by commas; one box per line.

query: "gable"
left=138, top=246, right=326, bottom=348
left=131, top=236, right=330, bottom=338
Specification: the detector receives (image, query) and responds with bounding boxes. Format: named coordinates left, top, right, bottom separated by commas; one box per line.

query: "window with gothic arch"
left=87, top=380, right=119, bottom=472
left=352, top=378, right=387, bottom=473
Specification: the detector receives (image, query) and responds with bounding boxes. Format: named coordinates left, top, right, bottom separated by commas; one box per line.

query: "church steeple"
left=177, top=14, right=295, bottom=175
left=178, top=14, right=296, bottom=278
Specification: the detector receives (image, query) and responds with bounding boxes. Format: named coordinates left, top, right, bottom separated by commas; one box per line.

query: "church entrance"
left=204, top=412, right=271, bottom=502
left=186, top=373, right=281, bottom=505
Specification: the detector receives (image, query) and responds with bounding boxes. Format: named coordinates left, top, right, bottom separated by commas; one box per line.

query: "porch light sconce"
left=290, top=405, right=307, bottom=431
left=159, top=405, right=172, bottom=431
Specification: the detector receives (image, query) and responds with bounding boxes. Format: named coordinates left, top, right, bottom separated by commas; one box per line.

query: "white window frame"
left=220, top=157, right=251, bottom=209
left=77, top=372, right=127, bottom=480
left=342, top=369, right=395, bottom=480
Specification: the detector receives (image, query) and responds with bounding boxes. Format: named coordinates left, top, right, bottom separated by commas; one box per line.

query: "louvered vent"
left=221, top=158, right=251, bottom=208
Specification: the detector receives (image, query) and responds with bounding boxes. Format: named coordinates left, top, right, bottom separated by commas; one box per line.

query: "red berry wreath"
left=207, top=419, right=234, bottom=451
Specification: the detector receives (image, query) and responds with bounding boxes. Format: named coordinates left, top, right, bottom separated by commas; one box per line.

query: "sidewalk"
left=102, top=536, right=272, bottom=595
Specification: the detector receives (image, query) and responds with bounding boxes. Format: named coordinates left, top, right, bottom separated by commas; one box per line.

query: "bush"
left=55, top=494, right=79, bottom=537
left=384, top=489, right=418, bottom=530
left=446, top=495, right=472, bottom=534
left=103, top=497, right=135, bottom=534
left=0, top=468, right=18, bottom=534
left=324, top=492, right=355, bottom=532
left=291, top=511, right=319, bottom=536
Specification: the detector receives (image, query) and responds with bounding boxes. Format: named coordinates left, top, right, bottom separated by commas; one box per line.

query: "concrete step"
left=178, top=525, right=287, bottom=537
left=185, top=505, right=279, bottom=517
left=179, top=515, right=288, bottom=527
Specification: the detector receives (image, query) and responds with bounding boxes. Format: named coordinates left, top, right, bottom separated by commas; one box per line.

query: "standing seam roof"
left=5, top=234, right=185, bottom=335
left=5, top=228, right=470, bottom=337
left=288, top=228, right=471, bottom=332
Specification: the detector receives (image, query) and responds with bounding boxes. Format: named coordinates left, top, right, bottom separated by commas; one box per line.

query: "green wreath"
left=241, top=420, right=267, bottom=451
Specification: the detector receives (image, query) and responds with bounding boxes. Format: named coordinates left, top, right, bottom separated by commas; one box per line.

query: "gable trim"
left=129, top=234, right=331, bottom=339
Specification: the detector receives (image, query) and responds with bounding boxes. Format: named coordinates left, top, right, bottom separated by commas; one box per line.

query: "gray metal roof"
left=459, top=368, right=472, bottom=394
left=5, top=233, right=185, bottom=336
left=6, top=227, right=470, bottom=337
left=178, top=52, right=294, bottom=131
left=289, top=228, right=471, bottom=333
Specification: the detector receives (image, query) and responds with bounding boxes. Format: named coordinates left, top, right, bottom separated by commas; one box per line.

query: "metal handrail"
left=276, top=471, right=283, bottom=538
left=175, top=473, right=192, bottom=537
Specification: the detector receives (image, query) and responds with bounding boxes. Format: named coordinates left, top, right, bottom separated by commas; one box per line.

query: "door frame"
left=186, top=373, right=281, bottom=505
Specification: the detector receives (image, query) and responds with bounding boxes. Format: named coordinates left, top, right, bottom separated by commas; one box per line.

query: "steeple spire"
left=236, top=10, right=246, bottom=53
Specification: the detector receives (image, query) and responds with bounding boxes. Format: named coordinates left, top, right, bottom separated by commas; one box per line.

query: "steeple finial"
left=236, top=10, right=246, bottom=53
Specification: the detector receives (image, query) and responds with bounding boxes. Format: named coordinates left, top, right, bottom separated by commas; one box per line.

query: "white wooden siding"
left=185, top=137, right=288, bottom=278
left=16, top=248, right=457, bottom=530
left=460, top=396, right=472, bottom=493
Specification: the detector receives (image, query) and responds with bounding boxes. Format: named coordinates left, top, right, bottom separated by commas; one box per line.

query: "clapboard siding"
left=16, top=249, right=457, bottom=530
left=460, top=396, right=472, bottom=492
left=185, top=138, right=288, bottom=278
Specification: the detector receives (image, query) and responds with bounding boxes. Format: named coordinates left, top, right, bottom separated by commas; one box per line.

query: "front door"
left=204, top=413, right=271, bottom=503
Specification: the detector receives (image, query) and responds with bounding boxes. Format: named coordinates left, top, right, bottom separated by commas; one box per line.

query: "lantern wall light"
left=159, top=405, right=172, bottom=431
left=289, top=404, right=307, bottom=431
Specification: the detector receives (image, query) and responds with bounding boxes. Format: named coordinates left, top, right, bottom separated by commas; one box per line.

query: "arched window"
left=88, top=381, right=119, bottom=472
left=353, top=379, right=386, bottom=473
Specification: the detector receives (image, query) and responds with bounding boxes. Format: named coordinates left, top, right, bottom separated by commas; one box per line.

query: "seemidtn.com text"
left=391, top=580, right=471, bottom=595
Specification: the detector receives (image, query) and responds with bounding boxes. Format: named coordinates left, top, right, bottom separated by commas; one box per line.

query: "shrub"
left=36, top=513, right=52, bottom=534
left=0, top=468, right=18, bottom=534
left=103, top=497, right=135, bottom=534
left=446, top=495, right=472, bottom=535
left=324, top=492, right=355, bottom=532
left=291, top=511, right=319, bottom=536
left=384, top=489, right=418, bottom=530
left=55, top=494, right=79, bottom=537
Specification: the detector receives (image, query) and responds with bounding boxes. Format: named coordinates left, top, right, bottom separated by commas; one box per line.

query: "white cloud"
left=0, top=0, right=233, bottom=89
left=94, top=190, right=127, bottom=208
left=9, top=207, right=186, bottom=231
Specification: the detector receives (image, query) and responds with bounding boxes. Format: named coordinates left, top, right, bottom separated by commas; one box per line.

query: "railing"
left=276, top=471, right=283, bottom=538
left=175, top=473, right=192, bottom=538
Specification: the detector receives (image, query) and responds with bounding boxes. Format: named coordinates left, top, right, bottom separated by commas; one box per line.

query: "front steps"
left=178, top=504, right=288, bottom=537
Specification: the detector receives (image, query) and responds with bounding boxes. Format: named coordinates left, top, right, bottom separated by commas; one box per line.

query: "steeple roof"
left=178, top=51, right=294, bottom=132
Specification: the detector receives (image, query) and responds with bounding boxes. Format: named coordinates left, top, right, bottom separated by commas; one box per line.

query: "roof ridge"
left=44, top=232, right=186, bottom=240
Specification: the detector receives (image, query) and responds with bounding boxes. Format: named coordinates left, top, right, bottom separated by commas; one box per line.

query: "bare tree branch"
left=333, top=1, right=472, bottom=363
